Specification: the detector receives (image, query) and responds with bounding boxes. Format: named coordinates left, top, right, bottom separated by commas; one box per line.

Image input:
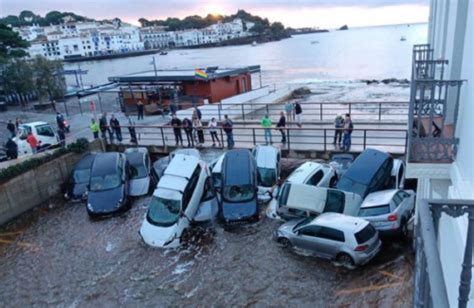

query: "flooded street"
left=0, top=198, right=412, bottom=307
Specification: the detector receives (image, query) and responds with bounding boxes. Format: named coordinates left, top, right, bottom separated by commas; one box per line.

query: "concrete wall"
left=0, top=140, right=103, bottom=226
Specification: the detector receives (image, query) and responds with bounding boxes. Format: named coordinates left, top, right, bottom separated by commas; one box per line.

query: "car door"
left=293, top=225, right=323, bottom=254
left=314, top=226, right=345, bottom=258
left=185, top=165, right=204, bottom=218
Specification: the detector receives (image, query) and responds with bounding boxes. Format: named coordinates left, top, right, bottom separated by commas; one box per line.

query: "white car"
left=139, top=154, right=208, bottom=248
left=125, top=147, right=152, bottom=197
left=152, top=148, right=201, bottom=180
left=390, top=159, right=406, bottom=189
left=358, top=189, right=415, bottom=237
left=252, top=145, right=281, bottom=202
left=267, top=161, right=337, bottom=219
left=276, top=183, right=362, bottom=221
left=14, top=122, right=59, bottom=156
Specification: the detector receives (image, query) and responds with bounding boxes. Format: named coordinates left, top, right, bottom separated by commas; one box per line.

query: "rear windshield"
left=355, top=224, right=376, bottom=244
left=358, top=204, right=391, bottom=217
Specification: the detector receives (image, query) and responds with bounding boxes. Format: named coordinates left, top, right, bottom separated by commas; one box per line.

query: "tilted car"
left=266, top=161, right=337, bottom=220
left=276, top=183, right=362, bottom=221
left=125, top=147, right=153, bottom=197
left=252, top=145, right=281, bottom=202
left=64, top=153, right=96, bottom=201
left=152, top=148, right=201, bottom=180
left=274, top=213, right=381, bottom=269
left=140, top=154, right=208, bottom=248
left=358, top=189, right=415, bottom=237
left=86, top=152, right=130, bottom=217
left=194, top=177, right=220, bottom=222
left=220, top=149, right=259, bottom=224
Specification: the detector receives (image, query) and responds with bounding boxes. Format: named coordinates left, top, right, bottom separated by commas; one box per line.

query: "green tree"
left=2, top=59, right=34, bottom=105
left=0, top=24, right=30, bottom=62
left=138, top=18, right=150, bottom=27
left=31, top=56, right=66, bottom=103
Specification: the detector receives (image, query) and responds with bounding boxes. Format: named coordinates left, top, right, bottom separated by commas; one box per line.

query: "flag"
left=194, top=69, right=208, bottom=81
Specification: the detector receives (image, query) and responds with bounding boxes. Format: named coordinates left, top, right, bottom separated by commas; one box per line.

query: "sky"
left=0, top=0, right=430, bottom=28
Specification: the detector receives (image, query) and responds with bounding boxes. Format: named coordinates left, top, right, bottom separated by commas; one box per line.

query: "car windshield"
left=292, top=217, right=313, bottom=231
left=73, top=169, right=91, bottom=184
left=257, top=167, right=276, bottom=187
left=355, top=224, right=376, bottom=244
left=90, top=173, right=121, bottom=191
left=358, top=204, right=391, bottom=217
left=130, top=164, right=147, bottom=179
left=336, top=177, right=368, bottom=197
left=222, top=184, right=255, bottom=203
left=146, top=196, right=181, bottom=227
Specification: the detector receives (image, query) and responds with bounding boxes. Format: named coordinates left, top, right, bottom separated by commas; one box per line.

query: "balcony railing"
left=413, top=199, right=474, bottom=308
left=408, top=44, right=466, bottom=163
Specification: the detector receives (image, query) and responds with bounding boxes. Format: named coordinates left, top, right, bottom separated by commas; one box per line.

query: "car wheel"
left=329, top=176, right=338, bottom=188
left=336, top=253, right=355, bottom=270
left=277, top=237, right=292, bottom=249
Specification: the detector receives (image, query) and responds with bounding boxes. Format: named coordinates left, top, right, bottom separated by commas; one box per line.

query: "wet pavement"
left=0, top=157, right=413, bottom=307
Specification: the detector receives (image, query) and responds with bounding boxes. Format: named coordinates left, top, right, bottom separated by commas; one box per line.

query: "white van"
left=139, top=154, right=208, bottom=248
left=252, top=145, right=280, bottom=202
left=14, top=122, right=59, bottom=156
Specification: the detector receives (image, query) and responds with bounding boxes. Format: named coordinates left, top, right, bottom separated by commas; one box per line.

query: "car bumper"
left=353, top=239, right=382, bottom=265
left=372, top=222, right=401, bottom=236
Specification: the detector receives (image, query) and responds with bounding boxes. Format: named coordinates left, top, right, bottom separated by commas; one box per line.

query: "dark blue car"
left=336, top=148, right=394, bottom=199
left=220, top=149, right=259, bottom=224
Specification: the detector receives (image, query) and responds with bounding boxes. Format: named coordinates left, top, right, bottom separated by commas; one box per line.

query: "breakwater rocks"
left=361, top=78, right=410, bottom=85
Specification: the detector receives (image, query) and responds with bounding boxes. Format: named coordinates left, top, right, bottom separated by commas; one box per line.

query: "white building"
left=409, top=1, right=473, bottom=307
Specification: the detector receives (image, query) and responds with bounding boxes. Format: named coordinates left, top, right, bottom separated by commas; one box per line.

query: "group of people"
left=333, top=113, right=354, bottom=152
left=90, top=112, right=137, bottom=144
left=284, top=101, right=303, bottom=127
left=4, top=118, right=41, bottom=159
left=170, top=107, right=235, bottom=149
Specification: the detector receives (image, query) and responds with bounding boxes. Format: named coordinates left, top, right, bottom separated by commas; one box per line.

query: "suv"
left=140, top=154, right=208, bottom=248
left=252, top=145, right=281, bottom=201
left=336, top=148, right=403, bottom=199
left=220, top=149, right=259, bottom=224
left=274, top=213, right=381, bottom=269
left=86, top=152, right=130, bottom=217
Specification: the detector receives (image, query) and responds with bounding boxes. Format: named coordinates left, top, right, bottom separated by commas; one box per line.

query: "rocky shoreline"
left=361, top=78, right=410, bottom=85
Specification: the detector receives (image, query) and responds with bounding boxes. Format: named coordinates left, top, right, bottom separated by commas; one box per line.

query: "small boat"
left=400, top=36, right=407, bottom=41
left=160, top=50, right=168, bottom=55
left=252, top=41, right=257, bottom=47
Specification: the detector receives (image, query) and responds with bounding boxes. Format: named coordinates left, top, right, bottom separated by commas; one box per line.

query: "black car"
left=220, top=149, right=259, bottom=224
left=63, top=153, right=96, bottom=201
left=86, top=152, right=130, bottom=217
left=336, top=148, right=393, bottom=199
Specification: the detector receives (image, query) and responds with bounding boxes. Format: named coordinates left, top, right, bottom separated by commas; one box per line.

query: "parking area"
left=0, top=156, right=413, bottom=307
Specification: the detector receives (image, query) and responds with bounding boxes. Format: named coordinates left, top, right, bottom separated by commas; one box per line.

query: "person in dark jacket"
left=333, top=115, right=344, bottom=146
left=170, top=114, right=183, bottom=146
left=127, top=116, right=137, bottom=144
left=342, top=113, right=354, bottom=152
left=294, top=101, right=303, bottom=127
left=182, top=117, right=193, bottom=147
left=99, top=112, right=108, bottom=140
left=276, top=112, right=286, bottom=143
left=5, top=138, right=18, bottom=159
left=6, top=120, right=15, bottom=138
left=110, top=115, right=122, bottom=142
left=137, top=101, right=144, bottom=120
left=222, top=115, right=234, bottom=149
left=56, top=112, right=65, bottom=130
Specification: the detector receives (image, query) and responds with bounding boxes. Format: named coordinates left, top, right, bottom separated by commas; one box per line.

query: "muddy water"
left=0, top=157, right=413, bottom=307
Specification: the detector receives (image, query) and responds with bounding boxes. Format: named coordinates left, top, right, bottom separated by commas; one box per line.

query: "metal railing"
left=104, top=124, right=408, bottom=154
left=414, top=199, right=474, bottom=308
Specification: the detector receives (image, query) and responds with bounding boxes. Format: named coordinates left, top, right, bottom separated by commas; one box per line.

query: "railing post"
left=363, top=130, right=367, bottom=150
left=458, top=209, right=474, bottom=308
left=241, top=104, right=245, bottom=121
left=287, top=129, right=290, bottom=150
left=320, top=103, right=323, bottom=121
left=323, top=129, right=327, bottom=152
left=378, top=103, right=382, bottom=121
left=160, top=126, right=165, bottom=147
left=349, top=104, right=352, bottom=116
left=266, top=104, right=269, bottom=114
left=252, top=128, right=256, bottom=145
left=220, top=128, right=224, bottom=148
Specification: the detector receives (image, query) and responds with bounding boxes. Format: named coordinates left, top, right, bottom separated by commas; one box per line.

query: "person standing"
left=284, top=101, right=294, bottom=122
left=127, top=115, right=138, bottom=144
left=137, top=101, right=144, bottom=120
left=182, top=117, right=193, bottom=147
left=90, top=118, right=99, bottom=139
left=171, top=114, right=183, bottom=146
left=5, top=138, right=18, bottom=159
left=276, top=112, right=286, bottom=144
left=222, top=115, right=234, bottom=149
left=208, top=117, right=221, bottom=147
left=15, top=118, right=22, bottom=130
left=110, top=115, right=122, bottom=142
left=26, top=131, right=39, bottom=154
left=294, top=101, right=303, bottom=127
left=193, top=116, right=204, bottom=146
left=56, top=112, right=65, bottom=130
left=261, top=114, right=273, bottom=145
left=6, top=120, right=15, bottom=138
left=99, top=112, right=108, bottom=140
left=333, top=115, right=344, bottom=146
left=342, top=113, right=353, bottom=152
left=57, top=128, right=66, bottom=147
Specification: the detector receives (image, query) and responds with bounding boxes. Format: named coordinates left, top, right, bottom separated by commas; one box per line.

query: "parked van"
left=220, top=149, right=259, bottom=224
left=252, top=145, right=281, bottom=201
left=276, top=183, right=362, bottom=221
left=14, top=122, right=59, bottom=156
left=140, top=154, right=208, bottom=248
left=335, top=148, right=404, bottom=199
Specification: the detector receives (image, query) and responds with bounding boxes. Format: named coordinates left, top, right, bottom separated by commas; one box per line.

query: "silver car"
left=357, top=189, right=415, bottom=237
left=274, top=213, right=381, bottom=269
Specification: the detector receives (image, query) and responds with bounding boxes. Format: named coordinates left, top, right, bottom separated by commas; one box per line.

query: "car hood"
left=139, top=218, right=179, bottom=248
left=194, top=198, right=219, bottom=222
left=87, top=186, right=124, bottom=213
left=221, top=199, right=258, bottom=221
left=129, top=176, right=150, bottom=197
left=69, top=182, right=88, bottom=200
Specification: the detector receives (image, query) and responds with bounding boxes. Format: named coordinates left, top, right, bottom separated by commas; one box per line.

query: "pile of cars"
left=63, top=145, right=415, bottom=269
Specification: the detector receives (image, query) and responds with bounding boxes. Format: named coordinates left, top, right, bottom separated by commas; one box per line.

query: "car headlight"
left=116, top=199, right=123, bottom=208
left=87, top=203, right=93, bottom=211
